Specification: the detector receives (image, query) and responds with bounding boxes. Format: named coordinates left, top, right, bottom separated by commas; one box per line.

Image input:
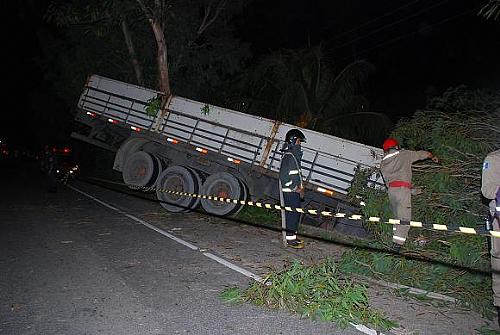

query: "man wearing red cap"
left=380, top=138, right=438, bottom=250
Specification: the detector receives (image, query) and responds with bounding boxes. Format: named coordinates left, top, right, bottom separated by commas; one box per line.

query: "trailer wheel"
left=156, top=165, right=200, bottom=212
left=200, top=172, right=246, bottom=216
left=232, top=179, right=249, bottom=216
left=122, top=151, right=161, bottom=188
left=185, top=167, right=203, bottom=210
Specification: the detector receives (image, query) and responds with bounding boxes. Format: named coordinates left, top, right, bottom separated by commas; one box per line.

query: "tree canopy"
left=349, top=86, right=500, bottom=268
left=232, top=46, right=392, bottom=145
left=44, top=0, right=250, bottom=106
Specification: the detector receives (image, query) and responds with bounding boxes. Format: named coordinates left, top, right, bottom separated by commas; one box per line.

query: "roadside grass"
left=219, top=287, right=244, bottom=304
left=221, top=258, right=398, bottom=331
left=235, top=205, right=280, bottom=227
left=231, top=205, right=496, bottom=321
left=476, top=325, right=500, bottom=335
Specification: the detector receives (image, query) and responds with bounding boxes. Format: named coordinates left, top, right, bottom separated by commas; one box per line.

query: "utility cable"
left=339, top=6, right=477, bottom=61
left=331, top=0, right=451, bottom=51
left=329, top=0, right=424, bottom=42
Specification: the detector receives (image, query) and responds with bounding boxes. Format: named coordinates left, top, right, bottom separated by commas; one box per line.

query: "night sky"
left=3, top=0, right=500, bottom=150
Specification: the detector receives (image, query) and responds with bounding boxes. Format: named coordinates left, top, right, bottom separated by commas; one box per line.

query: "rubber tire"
left=151, top=154, right=164, bottom=186
left=185, top=167, right=203, bottom=210
left=200, top=172, right=245, bottom=216
left=122, top=151, right=161, bottom=188
left=156, top=165, right=199, bottom=213
left=232, top=179, right=249, bottom=216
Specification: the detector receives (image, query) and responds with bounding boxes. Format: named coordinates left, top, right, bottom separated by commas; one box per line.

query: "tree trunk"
left=121, top=20, right=144, bottom=86
left=296, top=113, right=311, bottom=128
left=150, top=19, right=170, bottom=97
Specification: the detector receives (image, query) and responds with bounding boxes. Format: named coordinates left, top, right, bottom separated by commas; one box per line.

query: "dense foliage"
left=348, top=86, right=500, bottom=267
left=43, top=0, right=250, bottom=107
left=479, top=0, right=500, bottom=20
left=221, top=259, right=397, bottom=330
left=231, top=46, right=392, bottom=145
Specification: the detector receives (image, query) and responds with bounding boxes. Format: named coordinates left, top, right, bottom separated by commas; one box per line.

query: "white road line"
left=68, top=184, right=258, bottom=276
left=68, top=184, right=383, bottom=335
left=138, top=219, right=199, bottom=251
left=351, top=323, right=388, bottom=335
left=69, top=185, right=120, bottom=211
left=203, top=252, right=263, bottom=282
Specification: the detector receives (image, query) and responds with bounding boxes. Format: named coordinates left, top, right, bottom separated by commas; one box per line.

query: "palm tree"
left=235, top=46, right=392, bottom=145
left=479, top=0, right=500, bottom=20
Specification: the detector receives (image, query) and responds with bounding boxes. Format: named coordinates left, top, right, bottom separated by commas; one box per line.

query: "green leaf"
left=201, top=104, right=210, bottom=116
left=237, top=258, right=397, bottom=331
left=220, top=287, right=244, bottom=304
left=145, top=96, right=161, bottom=118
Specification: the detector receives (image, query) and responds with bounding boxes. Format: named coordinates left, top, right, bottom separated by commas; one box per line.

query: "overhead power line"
left=329, top=0, right=424, bottom=42
left=331, top=0, right=451, bottom=51
left=340, top=7, right=477, bottom=62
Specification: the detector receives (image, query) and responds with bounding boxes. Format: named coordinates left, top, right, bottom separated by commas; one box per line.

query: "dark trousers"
left=46, top=172, right=57, bottom=193
left=282, top=192, right=301, bottom=236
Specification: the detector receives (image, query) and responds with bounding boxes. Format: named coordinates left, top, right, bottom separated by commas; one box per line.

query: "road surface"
left=0, top=160, right=362, bottom=334
left=1, top=159, right=498, bottom=335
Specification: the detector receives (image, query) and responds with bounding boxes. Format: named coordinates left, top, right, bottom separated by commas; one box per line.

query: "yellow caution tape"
left=126, top=184, right=498, bottom=238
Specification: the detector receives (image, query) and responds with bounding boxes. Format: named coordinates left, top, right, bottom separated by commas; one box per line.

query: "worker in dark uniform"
left=41, top=145, right=58, bottom=193
left=380, top=138, right=438, bottom=250
left=481, top=149, right=500, bottom=324
left=279, top=129, right=306, bottom=249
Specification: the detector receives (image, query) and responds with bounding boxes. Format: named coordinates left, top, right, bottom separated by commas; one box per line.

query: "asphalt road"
left=2, top=158, right=499, bottom=335
left=0, top=160, right=362, bottom=335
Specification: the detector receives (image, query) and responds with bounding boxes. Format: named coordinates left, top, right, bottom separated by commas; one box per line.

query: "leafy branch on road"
left=221, top=258, right=397, bottom=331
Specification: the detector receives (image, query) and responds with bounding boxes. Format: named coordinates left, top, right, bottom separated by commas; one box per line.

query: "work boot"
left=287, top=239, right=304, bottom=249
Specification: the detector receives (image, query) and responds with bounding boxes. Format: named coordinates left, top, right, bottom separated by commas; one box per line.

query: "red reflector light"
left=167, top=138, right=179, bottom=144
left=195, top=147, right=208, bottom=154
left=63, top=148, right=71, bottom=154
left=227, top=157, right=241, bottom=164
left=86, top=111, right=97, bottom=118
left=108, top=118, right=117, bottom=124
left=317, top=187, right=334, bottom=196
left=131, top=126, right=141, bottom=132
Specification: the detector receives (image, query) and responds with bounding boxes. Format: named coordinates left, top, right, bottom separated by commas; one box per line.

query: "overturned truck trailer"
left=72, top=74, right=384, bottom=236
